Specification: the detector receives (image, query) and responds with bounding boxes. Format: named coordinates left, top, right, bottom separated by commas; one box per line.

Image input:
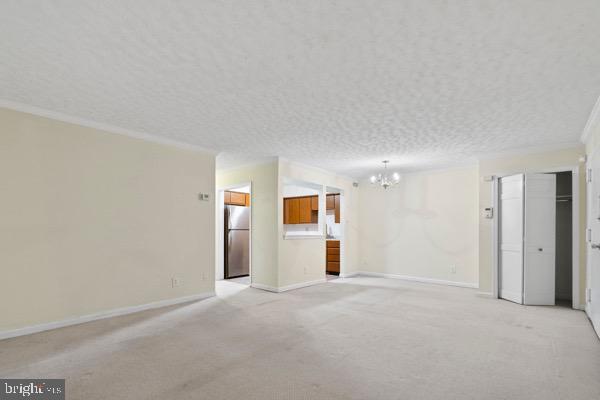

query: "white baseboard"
left=279, top=278, right=327, bottom=292
left=0, top=291, right=215, bottom=341
left=251, top=278, right=327, bottom=293
left=476, top=291, right=494, bottom=298
left=354, top=271, right=478, bottom=289
left=585, top=304, right=600, bottom=340
left=250, top=283, right=279, bottom=293
left=339, top=272, right=359, bottom=278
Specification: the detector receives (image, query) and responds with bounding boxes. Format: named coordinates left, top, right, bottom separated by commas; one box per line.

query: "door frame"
left=585, top=150, right=598, bottom=330
left=216, top=182, right=252, bottom=284
left=491, top=166, right=581, bottom=309
left=325, top=186, right=345, bottom=277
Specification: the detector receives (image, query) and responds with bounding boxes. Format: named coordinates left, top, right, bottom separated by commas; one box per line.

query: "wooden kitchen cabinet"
left=224, top=191, right=249, bottom=206
left=326, top=193, right=341, bottom=223
left=326, top=194, right=335, bottom=210
left=284, top=195, right=318, bottom=224
left=298, top=197, right=312, bottom=223
left=311, top=196, right=319, bottom=211
left=284, top=198, right=300, bottom=224
left=229, top=191, right=246, bottom=206
left=327, top=262, right=340, bottom=273
left=326, top=240, right=340, bottom=275
left=334, top=194, right=340, bottom=223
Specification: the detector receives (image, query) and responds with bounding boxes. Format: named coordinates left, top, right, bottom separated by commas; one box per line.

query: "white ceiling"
left=2, top=1, right=600, bottom=178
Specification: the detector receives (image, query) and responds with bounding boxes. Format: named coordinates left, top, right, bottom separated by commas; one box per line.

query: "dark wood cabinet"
left=283, top=195, right=318, bottom=224
left=326, top=240, right=340, bottom=275
left=334, top=194, right=340, bottom=223
left=285, top=198, right=300, bottom=224
left=327, top=262, right=340, bottom=273
left=326, top=194, right=335, bottom=210
left=326, top=193, right=341, bottom=223
left=298, top=197, right=312, bottom=223
left=282, top=193, right=340, bottom=224
left=311, top=196, right=319, bottom=211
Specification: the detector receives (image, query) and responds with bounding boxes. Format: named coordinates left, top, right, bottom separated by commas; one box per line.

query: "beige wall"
left=0, top=108, right=216, bottom=332
left=478, top=146, right=586, bottom=305
left=216, top=161, right=279, bottom=288
left=358, top=166, right=479, bottom=286
left=277, top=159, right=360, bottom=288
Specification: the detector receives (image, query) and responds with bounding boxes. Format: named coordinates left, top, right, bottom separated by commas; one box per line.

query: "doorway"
left=217, top=184, right=251, bottom=286
left=325, top=187, right=344, bottom=279
left=555, top=171, right=573, bottom=306
left=494, top=168, right=580, bottom=308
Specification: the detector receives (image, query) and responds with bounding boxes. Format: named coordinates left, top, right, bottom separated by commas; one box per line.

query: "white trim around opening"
left=216, top=181, right=252, bottom=285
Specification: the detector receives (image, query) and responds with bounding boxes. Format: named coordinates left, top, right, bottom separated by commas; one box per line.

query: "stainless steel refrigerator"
left=224, top=205, right=250, bottom=278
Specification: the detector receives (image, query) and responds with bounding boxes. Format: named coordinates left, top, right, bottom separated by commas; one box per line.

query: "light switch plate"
left=484, top=207, right=494, bottom=219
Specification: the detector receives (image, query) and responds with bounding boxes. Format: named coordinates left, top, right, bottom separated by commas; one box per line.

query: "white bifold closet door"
left=499, top=173, right=556, bottom=305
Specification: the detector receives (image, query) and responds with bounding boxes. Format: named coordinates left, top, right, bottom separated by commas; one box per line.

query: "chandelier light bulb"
left=369, top=161, right=401, bottom=189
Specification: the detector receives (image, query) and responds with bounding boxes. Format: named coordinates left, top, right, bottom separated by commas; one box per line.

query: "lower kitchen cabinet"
left=326, top=240, right=340, bottom=275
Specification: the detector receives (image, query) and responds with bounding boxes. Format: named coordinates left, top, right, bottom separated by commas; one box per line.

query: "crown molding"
left=476, top=141, right=583, bottom=162
left=0, top=99, right=218, bottom=155
left=357, top=142, right=583, bottom=182
left=580, top=94, right=600, bottom=144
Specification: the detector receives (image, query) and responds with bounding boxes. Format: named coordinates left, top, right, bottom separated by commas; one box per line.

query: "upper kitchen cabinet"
left=334, top=194, right=340, bottom=223
left=284, top=197, right=300, bottom=224
left=311, top=196, right=319, bottom=211
left=326, top=193, right=341, bottom=223
left=326, top=194, right=335, bottom=210
left=224, top=191, right=250, bottom=207
left=283, top=195, right=318, bottom=224
left=298, top=197, right=312, bottom=223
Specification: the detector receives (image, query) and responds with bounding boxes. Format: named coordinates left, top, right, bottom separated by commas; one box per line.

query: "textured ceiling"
left=2, top=1, right=600, bottom=178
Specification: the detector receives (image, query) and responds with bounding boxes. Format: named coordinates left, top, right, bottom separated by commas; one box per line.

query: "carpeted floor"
left=1, top=277, right=599, bottom=399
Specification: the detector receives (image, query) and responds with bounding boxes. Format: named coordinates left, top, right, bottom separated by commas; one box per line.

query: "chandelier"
left=369, top=160, right=401, bottom=189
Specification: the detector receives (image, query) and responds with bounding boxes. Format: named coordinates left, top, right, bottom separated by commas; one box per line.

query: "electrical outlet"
left=450, top=265, right=457, bottom=274
left=172, top=277, right=182, bottom=288
left=304, top=267, right=308, bottom=275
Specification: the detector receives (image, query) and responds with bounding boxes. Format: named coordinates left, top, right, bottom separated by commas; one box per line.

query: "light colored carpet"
left=0, top=277, right=598, bottom=399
